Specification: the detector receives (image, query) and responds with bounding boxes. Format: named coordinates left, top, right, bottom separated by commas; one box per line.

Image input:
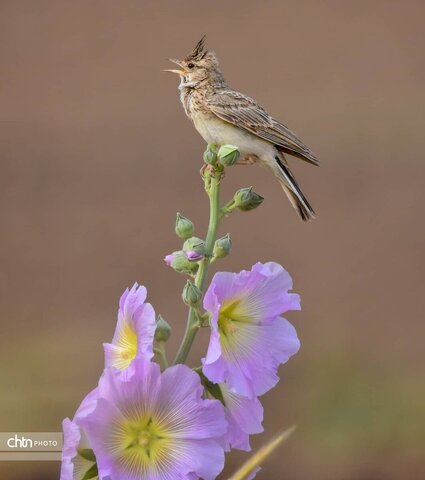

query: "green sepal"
left=155, top=314, right=172, bottom=342
left=233, top=187, right=264, bottom=211
left=183, top=236, right=206, bottom=256
left=197, top=370, right=226, bottom=406
left=81, top=463, right=99, bottom=480
left=203, top=144, right=218, bottom=165
left=167, top=251, right=199, bottom=275
left=213, top=233, right=232, bottom=259
left=182, top=281, right=203, bottom=307
left=175, top=213, right=194, bottom=240
left=217, top=144, right=240, bottom=166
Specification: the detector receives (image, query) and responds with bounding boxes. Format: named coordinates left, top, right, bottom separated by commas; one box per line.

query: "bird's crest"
left=186, top=35, right=207, bottom=61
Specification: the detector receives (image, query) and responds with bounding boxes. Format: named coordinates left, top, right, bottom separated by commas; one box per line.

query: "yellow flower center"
left=112, top=322, right=138, bottom=370
left=137, top=431, right=151, bottom=447
left=218, top=298, right=246, bottom=342
left=218, top=314, right=238, bottom=335
left=113, top=414, right=172, bottom=473
left=217, top=296, right=255, bottom=357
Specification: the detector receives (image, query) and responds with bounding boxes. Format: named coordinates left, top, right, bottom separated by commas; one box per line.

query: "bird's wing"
left=206, top=90, right=319, bottom=165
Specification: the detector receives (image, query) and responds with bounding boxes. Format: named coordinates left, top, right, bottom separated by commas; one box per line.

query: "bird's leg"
left=236, top=155, right=257, bottom=166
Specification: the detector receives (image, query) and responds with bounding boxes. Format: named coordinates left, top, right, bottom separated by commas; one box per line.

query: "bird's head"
left=164, top=36, right=224, bottom=88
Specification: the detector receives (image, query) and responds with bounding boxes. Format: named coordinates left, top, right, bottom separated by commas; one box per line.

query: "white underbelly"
left=193, top=114, right=275, bottom=159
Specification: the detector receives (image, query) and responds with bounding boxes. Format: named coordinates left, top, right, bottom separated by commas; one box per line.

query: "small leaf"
left=77, top=448, right=96, bottom=462
left=81, top=462, right=99, bottom=480
left=217, top=144, right=240, bottom=166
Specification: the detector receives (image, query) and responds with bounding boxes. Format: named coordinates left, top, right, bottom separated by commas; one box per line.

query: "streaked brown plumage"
left=165, top=36, right=319, bottom=221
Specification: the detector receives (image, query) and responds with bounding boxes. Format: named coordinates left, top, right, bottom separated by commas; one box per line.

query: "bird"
left=165, top=36, right=319, bottom=221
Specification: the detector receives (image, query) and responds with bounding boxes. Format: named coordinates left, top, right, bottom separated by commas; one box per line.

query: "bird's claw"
left=236, top=155, right=257, bottom=166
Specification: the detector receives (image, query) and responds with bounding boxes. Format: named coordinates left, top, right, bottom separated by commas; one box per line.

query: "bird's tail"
left=274, top=155, right=316, bottom=221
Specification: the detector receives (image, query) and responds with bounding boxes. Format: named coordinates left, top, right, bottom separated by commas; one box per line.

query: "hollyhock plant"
left=79, top=357, right=227, bottom=480
left=202, top=262, right=301, bottom=398
left=62, top=144, right=303, bottom=479
left=103, top=283, right=156, bottom=371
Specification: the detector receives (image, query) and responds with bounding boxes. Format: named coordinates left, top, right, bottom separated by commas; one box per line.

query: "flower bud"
left=186, top=250, right=203, bottom=262
left=233, top=187, right=264, bottom=211
left=175, top=213, right=194, bottom=240
left=217, top=145, right=240, bottom=167
left=213, top=233, right=232, bottom=259
left=164, top=251, right=198, bottom=275
left=164, top=253, right=176, bottom=266
left=154, top=314, right=172, bottom=342
left=203, top=144, right=218, bottom=166
left=182, top=281, right=202, bottom=307
left=183, top=236, right=206, bottom=256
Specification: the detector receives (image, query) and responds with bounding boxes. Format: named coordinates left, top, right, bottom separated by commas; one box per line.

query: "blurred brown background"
left=1, top=1, right=424, bottom=479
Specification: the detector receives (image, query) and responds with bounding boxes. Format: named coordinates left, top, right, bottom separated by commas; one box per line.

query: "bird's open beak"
left=163, top=58, right=186, bottom=75
left=163, top=69, right=184, bottom=75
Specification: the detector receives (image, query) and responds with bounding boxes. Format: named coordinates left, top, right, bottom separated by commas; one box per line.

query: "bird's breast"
left=192, top=113, right=228, bottom=145
left=192, top=112, right=274, bottom=159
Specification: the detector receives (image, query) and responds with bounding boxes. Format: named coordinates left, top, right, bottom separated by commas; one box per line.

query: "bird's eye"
left=187, top=62, right=195, bottom=69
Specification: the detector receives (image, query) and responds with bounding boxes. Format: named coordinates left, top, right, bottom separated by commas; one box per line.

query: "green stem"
left=154, top=342, right=169, bottom=370
left=173, top=173, right=221, bottom=365
left=220, top=199, right=236, bottom=218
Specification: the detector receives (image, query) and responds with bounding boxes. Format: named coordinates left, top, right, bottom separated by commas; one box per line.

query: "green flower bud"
left=182, top=281, right=202, bottom=307
left=183, top=236, right=206, bottom=256
left=217, top=144, right=240, bottom=167
left=233, top=187, right=264, bottom=211
left=154, top=314, right=172, bottom=342
left=175, top=213, right=194, bottom=240
left=165, top=251, right=198, bottom=275
left=213, top=233, right=232, bottom=259
left=203, top=144, right=218, bottom=165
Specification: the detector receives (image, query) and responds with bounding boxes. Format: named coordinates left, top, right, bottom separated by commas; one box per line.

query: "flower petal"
left=105, top=283, right=156, bottom=370
left=78, top=397, right=123, bottom=480
left=221, top=385, right=264, bottom=451
left=60, top=418, right=80, bottom=480
left=182, top=439, right=225, bottom=480
left=79, top=358, right=227, bottom=480
left=203, top=262, right=301, bottom=397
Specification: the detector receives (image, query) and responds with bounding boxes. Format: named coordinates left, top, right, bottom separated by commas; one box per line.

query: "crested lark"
left=165, top=36, right=318, bottom=221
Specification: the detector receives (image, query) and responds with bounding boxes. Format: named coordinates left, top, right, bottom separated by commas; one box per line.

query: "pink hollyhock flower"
left=103, top=283, right=156, bottom=371
left=202, top=262, right=301, bottom=398
left=79, top=358, right=227, bottom=480
left=60, top=389, right=100, bottom=480
left=220, top=383, right=264, bottom=451
left=60, top=418, right=81, bottom=479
